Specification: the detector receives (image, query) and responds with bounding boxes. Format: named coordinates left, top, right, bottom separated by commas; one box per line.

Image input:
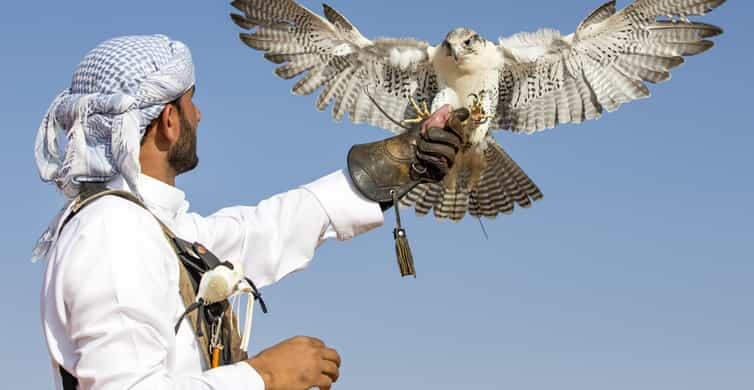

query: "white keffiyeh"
left=35, top=34, right=195, bottom=198
left=32, top=34, right=195, bottom=261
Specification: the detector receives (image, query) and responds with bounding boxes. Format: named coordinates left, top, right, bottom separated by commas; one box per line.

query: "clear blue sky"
left=1, top=1, right=751, bottom=389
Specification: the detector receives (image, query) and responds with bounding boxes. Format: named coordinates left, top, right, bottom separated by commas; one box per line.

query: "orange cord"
left=211, top=346, right=222, bottom=368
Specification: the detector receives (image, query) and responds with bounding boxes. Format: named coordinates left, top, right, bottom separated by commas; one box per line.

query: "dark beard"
left=168, top=110, right=199, bottom=175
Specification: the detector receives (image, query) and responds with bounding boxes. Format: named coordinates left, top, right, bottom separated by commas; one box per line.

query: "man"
left=33, top=35, right=466, bottom=389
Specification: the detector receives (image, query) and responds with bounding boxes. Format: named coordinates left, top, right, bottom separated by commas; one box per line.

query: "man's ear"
left=158, top=103, right=180, bottom=146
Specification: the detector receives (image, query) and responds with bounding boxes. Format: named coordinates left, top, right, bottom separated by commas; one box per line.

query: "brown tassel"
left=394, top=228, right=416, bottom=277
left=391, top=190, right=416, bottom=277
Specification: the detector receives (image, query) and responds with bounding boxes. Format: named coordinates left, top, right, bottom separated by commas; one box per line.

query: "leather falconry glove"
left=347, top=105, right=469, bottom=206
left=347, top=105, right=470, bottom=277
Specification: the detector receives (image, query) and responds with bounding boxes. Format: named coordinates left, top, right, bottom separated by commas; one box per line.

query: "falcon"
left=230, top=0, right=725, bottom=221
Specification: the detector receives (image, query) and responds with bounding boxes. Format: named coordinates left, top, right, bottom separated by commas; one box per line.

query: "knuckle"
left=308, top=337, right=325, bottom=348
left=446, top=132, right=463, bottom=146
left=416, top=143, right=430, bottom=154
left=426, top=130, right=462, bottom=149
left=298, top=372, right=312, bottom=385
left=427, top=127, right=445, bottom=138
left=331, top=365, right=341, bottom=379
left=307, top=348, right=320, bottom=360
left=424, top=155, right=444, bottom=166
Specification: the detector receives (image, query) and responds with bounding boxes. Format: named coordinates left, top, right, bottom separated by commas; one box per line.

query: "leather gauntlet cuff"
left=347, top=129, right=423, bottom=205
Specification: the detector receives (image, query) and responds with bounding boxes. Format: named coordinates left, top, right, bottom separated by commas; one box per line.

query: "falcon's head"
left=442, top=28, right=486, bottom=62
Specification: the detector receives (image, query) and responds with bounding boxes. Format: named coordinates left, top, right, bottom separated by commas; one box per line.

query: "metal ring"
left=411, top=162, right=427, bottom=175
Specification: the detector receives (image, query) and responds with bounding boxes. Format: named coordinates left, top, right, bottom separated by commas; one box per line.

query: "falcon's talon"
left=402, top=97, right=432, bottom=125
left=468, top=92, right=494, bottom=124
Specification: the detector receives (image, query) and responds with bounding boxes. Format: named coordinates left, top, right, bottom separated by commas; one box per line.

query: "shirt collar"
left=107, top=174, right=188, bottom=219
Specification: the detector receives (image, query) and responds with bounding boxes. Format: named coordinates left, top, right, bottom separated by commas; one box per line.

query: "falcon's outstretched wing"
left=493, top=0, right=725, bottom=134
left=231, top=0, right=438, bottom=133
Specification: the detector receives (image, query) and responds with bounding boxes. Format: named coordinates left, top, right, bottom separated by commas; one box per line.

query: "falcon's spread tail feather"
left=400, top=142, right=543, bottom=221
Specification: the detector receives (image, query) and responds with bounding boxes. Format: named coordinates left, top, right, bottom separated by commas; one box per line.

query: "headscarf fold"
left=32, top=35, right=195, bottom=261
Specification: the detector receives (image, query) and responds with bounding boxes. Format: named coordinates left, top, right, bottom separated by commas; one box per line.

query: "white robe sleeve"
left=172, top=170, right=384, bottom=287
left=55, top=199, right=265, bottom=390
left=48, top=170, right=382, bottom=389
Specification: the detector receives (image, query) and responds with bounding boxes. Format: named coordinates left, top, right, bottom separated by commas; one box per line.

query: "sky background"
left=0, top=1, right=751, bottom=389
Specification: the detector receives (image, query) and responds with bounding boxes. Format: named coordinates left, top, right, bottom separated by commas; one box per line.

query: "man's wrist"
left=302, top=170, right=383, bottom=241
left=246, top=357, right=274, bottom=390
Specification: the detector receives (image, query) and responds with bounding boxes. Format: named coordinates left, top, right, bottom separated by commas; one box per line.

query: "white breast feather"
left=431, top=87, right=460, bottom=113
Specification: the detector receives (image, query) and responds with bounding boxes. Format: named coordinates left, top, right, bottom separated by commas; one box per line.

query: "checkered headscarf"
left=34, top=34, right=195, bottom=199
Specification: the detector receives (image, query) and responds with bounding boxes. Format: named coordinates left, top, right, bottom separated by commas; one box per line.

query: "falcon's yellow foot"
left=468, top=92, right=494, bottom=124
left=402, top=97, right=432, bottom=124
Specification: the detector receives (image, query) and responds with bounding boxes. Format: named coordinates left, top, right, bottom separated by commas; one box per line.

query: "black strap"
left=59, top=365, right=78, bottom=390
left=171, top=237, right=268, bottom=316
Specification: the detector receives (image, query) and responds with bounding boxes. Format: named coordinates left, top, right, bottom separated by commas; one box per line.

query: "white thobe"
left=40, top=171, right=384, bottom=389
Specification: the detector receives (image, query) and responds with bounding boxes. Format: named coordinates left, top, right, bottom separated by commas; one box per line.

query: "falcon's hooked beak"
left=451, top=46, right=462, bottom=62
left=443, top=40, right=462, bottom=62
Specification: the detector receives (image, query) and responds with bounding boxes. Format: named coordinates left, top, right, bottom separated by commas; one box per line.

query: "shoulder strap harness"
left=57, top=183, right=267, bottom=389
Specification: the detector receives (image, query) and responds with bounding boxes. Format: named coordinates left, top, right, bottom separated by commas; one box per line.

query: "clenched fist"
left=246, top=336, right=341, bottom=390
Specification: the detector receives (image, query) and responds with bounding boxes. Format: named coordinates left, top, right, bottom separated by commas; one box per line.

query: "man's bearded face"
left=168, top=104, right=199, bottom=175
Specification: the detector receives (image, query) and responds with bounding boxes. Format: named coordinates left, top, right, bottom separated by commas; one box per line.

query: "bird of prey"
left=230, top=0, right=725, bottom=221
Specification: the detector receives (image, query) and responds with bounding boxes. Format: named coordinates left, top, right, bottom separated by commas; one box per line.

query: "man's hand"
left=246, top=336, right=341, bottom=390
